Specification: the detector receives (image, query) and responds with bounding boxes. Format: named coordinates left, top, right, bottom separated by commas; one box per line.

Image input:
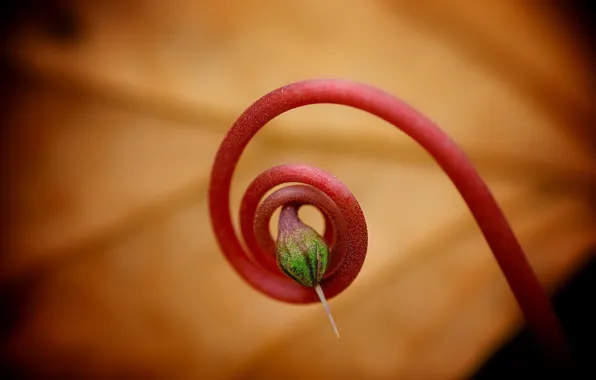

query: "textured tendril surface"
left=208, top=79, right=570, bottom=361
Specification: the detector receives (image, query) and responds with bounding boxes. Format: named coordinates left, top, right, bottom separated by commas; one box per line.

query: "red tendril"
left=208, top=79, right=571, bottom=361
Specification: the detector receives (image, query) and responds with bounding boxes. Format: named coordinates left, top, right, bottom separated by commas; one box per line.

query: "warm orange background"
left=2, top=1, right=595, bottom=378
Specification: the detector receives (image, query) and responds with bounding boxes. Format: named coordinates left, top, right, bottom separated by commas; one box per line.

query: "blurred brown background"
left=1, top=1, right=595, bottom=379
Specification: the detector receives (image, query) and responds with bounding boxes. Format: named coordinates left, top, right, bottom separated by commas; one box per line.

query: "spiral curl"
left=208, top=79, right=570, bottom=360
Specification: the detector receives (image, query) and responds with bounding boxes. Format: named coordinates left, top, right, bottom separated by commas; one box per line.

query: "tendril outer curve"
left=208, top=79, right=570, bottom=361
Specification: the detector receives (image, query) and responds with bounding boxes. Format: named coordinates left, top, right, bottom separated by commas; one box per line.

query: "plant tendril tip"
left=208, top=78, right=571, bottom=362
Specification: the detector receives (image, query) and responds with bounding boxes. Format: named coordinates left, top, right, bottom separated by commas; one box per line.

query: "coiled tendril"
left=208, top=79, right=570, bottom=361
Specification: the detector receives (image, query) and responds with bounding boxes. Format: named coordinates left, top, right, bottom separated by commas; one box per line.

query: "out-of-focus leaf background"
left=1, top=1, right=595, bottom=378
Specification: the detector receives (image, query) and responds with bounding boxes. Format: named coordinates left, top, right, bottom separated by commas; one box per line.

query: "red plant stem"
left=208, top=79, right=571, bottom=362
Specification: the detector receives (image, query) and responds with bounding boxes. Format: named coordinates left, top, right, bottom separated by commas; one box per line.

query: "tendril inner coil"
left=208, top=79, right=570, bottom=360
left=238, top=165, right=363, bottom=301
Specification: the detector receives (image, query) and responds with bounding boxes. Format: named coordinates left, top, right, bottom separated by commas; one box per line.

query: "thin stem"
left=278, top=204, right=302, bottom=232
left=208, top=79, right=571, bottom=362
